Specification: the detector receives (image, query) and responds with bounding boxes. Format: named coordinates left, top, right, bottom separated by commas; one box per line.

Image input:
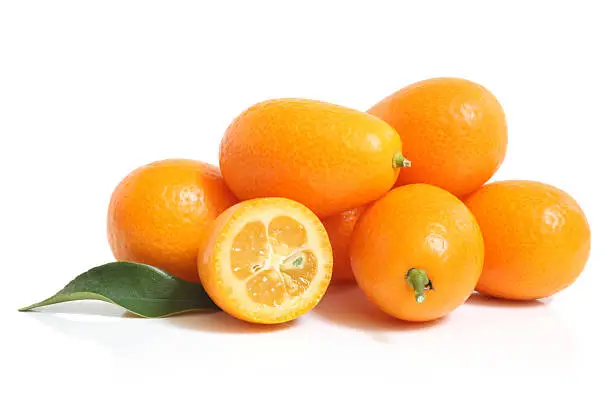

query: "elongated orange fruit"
left=220, top=98, right=409, bottom=218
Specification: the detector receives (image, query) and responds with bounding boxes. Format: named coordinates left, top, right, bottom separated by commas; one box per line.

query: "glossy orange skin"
left=108, top=159, right=238, bottom=283
left=464, top=181, right=590, bottom=300
left=350, top=184, right=484, bottom=321
left=368, top=78, right=507, bottom=197
left=220, top=99, right=403, bottom=218
left=322, top=207, right=365, bottom=284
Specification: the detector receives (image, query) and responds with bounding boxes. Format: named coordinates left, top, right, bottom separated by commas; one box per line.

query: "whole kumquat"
left=464, top=180, right=590, bottom=300
left=369, top=77, right=507, bottom=197
left=350, top=184, right=484, bottom=322
left=220, top=98, right=409, bottom=218
left=108, top=159, right=238, bottom=282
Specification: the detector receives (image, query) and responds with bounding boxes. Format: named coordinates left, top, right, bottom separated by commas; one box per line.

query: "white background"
left=1, top=1, right=610, bottom=406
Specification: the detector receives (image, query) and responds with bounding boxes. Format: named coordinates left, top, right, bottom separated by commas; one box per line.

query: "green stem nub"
left=405, top=268, right=432, bottom=304
left=392, top=152, right=411, bottom=169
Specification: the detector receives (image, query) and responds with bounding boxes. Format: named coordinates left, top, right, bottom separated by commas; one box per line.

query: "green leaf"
left=19, top=261, right=219, bottom=317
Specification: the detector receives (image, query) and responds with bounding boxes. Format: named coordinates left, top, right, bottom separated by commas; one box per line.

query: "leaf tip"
left=18, top=302, right=41, bottom=312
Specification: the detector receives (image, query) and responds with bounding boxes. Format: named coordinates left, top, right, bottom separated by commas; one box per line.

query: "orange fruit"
left=220, top=98, right=409, bottom=218
left=350, top=184, right=484, bottom=321
left=368, top=77, right=507, bottom=197
left=198, top=197, right=333, bottom=324
left=464, top=180, right=591, bottom=300
left=321, top=207, right=365, bottom=284
left=107, top=159, right=238, bottom=283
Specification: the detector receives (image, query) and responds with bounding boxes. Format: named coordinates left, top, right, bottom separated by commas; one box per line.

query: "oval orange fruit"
left=350, top=184, right=484, bottom=322
left=220, top=98, right=409, bottom=218
left=107, top=159, right=238, bottom=283
left=322, top=207, right=365, bottom=284
left=198, top=198, right=333, bottom=324
left=464, top=180, right=591, bottom=300
left=368, top=77, right=507, bottom=197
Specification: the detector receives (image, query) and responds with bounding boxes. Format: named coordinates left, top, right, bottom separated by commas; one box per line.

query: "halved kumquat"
left=198, top=198, right=333, bottom=324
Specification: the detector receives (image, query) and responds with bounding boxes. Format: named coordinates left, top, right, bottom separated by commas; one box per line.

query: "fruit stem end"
left=392, top=152, right=411, bottom=169
left=405, top=268, right=431, bottom=304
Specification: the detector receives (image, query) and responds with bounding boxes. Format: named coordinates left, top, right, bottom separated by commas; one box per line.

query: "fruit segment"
left=246, top=269, right=287, bottom=306
left=280, top=250, right=318, bottom=297
left=231, top=221, right=269, bottom=280
left=268, top=216, right=307, bottom=256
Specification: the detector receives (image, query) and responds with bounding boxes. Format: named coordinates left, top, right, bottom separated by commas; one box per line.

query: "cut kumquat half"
left=198, top=198, right=333, bottom=324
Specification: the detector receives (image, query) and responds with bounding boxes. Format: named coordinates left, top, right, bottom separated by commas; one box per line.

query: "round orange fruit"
left=464, top=180, right=590, bottom=300
left=368, top=77, right=507, bottom=197
left=350, top=184, right=484, bottom=322
left=322, top=207, right=365, bottom=284
left=107, top=159, right=238, bottom=283
left=220, top=98, right=409, bottom=218
left=198, top=197, right=333, bottom=324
